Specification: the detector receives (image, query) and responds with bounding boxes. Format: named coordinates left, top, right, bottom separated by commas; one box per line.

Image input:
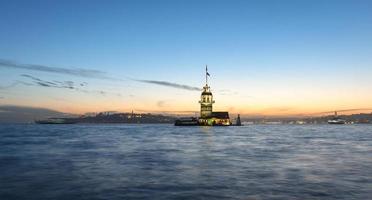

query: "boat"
left=328, top=112, right=346, bottom=124
left=174, top=117, right=199, bottom=126
left=35, top=118, right=77, bottom=124
left=328, top=119, right=346, bottom=124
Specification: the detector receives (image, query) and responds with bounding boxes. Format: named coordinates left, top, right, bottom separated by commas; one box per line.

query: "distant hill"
left=0, top=105, right=75, bottom=123
left=0, top=105, right=176, bottom=124
left=76, top=112, right=176, bottom=124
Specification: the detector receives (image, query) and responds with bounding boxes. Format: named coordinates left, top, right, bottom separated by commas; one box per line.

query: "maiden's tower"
left=175, top=66, right=231, bottom=126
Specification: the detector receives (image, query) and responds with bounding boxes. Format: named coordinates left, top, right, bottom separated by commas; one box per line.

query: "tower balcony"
left=199, top=100, right=215, bottom=104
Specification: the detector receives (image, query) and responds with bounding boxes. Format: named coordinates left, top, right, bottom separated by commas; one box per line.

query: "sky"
left=1, top=0, right=372, bottom=116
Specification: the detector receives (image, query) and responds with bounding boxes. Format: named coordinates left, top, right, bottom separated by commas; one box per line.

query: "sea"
left=0, top=124, right=371, bottom=200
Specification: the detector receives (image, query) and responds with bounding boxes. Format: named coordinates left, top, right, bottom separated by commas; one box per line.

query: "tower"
left=199, top=65, right=214, bottom=118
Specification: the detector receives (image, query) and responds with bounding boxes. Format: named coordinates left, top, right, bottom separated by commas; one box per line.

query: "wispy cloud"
left=21, top=74, right=77, bottom=89
left=0, top=59, right=114, bottom=80
left=136, top=80, right=201, bottom=91
left=156, top=99, right=176, bottom=108
left=1, top=59, right=201, bottom=91
left=20, top=74, right=125, bottom=97
left=157, top=100, right=166, bottom=108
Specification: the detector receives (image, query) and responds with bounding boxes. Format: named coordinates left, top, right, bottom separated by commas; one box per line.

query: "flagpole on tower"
left=206, top=65, right=208, bottom=86
left=205, top=65, right=211, bottom=86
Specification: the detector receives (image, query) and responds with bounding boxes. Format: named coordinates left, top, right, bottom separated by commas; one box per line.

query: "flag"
left=206, top=65, right=210, bottom=76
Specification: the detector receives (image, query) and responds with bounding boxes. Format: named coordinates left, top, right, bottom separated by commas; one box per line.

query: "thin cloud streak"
left=20, top=74, right=125, bottom=97
left=21, top=74, right=76, bottom=89
left=157, top=100, right=166, bottom=108
left=0, top=59, right=114, bottom=80
left=136, top=80, right=201, bottom=91
left=1, top=59, right=201, bottom=92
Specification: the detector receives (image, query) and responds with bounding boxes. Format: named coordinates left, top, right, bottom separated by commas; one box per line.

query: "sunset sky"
left=1, top=0, right=372, bottom=116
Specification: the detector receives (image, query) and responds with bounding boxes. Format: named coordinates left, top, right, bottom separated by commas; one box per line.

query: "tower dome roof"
left=201, top=84, right=212, bottom=95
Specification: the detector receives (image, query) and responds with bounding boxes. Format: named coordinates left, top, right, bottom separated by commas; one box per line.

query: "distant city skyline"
left=1, top=0, right=372, bottom=116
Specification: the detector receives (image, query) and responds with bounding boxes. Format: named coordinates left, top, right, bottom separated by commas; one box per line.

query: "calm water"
left=0, top=124, right=371, bottom=200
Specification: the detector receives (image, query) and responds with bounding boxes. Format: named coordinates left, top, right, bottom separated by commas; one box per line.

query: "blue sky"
left=1, top=0, right=372, bottom=115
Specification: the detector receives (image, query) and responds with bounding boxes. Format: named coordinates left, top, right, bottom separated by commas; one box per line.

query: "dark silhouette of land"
left=1, top=105, right=372, bottom=124
left=76, top=112, right=175, bottom=124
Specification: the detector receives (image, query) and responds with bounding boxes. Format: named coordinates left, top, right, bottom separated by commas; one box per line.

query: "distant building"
left=198, top=66, right=231, bottom=126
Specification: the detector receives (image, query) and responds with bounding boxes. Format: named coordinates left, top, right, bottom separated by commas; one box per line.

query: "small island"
left=175, top=66, right=240, bottom=126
